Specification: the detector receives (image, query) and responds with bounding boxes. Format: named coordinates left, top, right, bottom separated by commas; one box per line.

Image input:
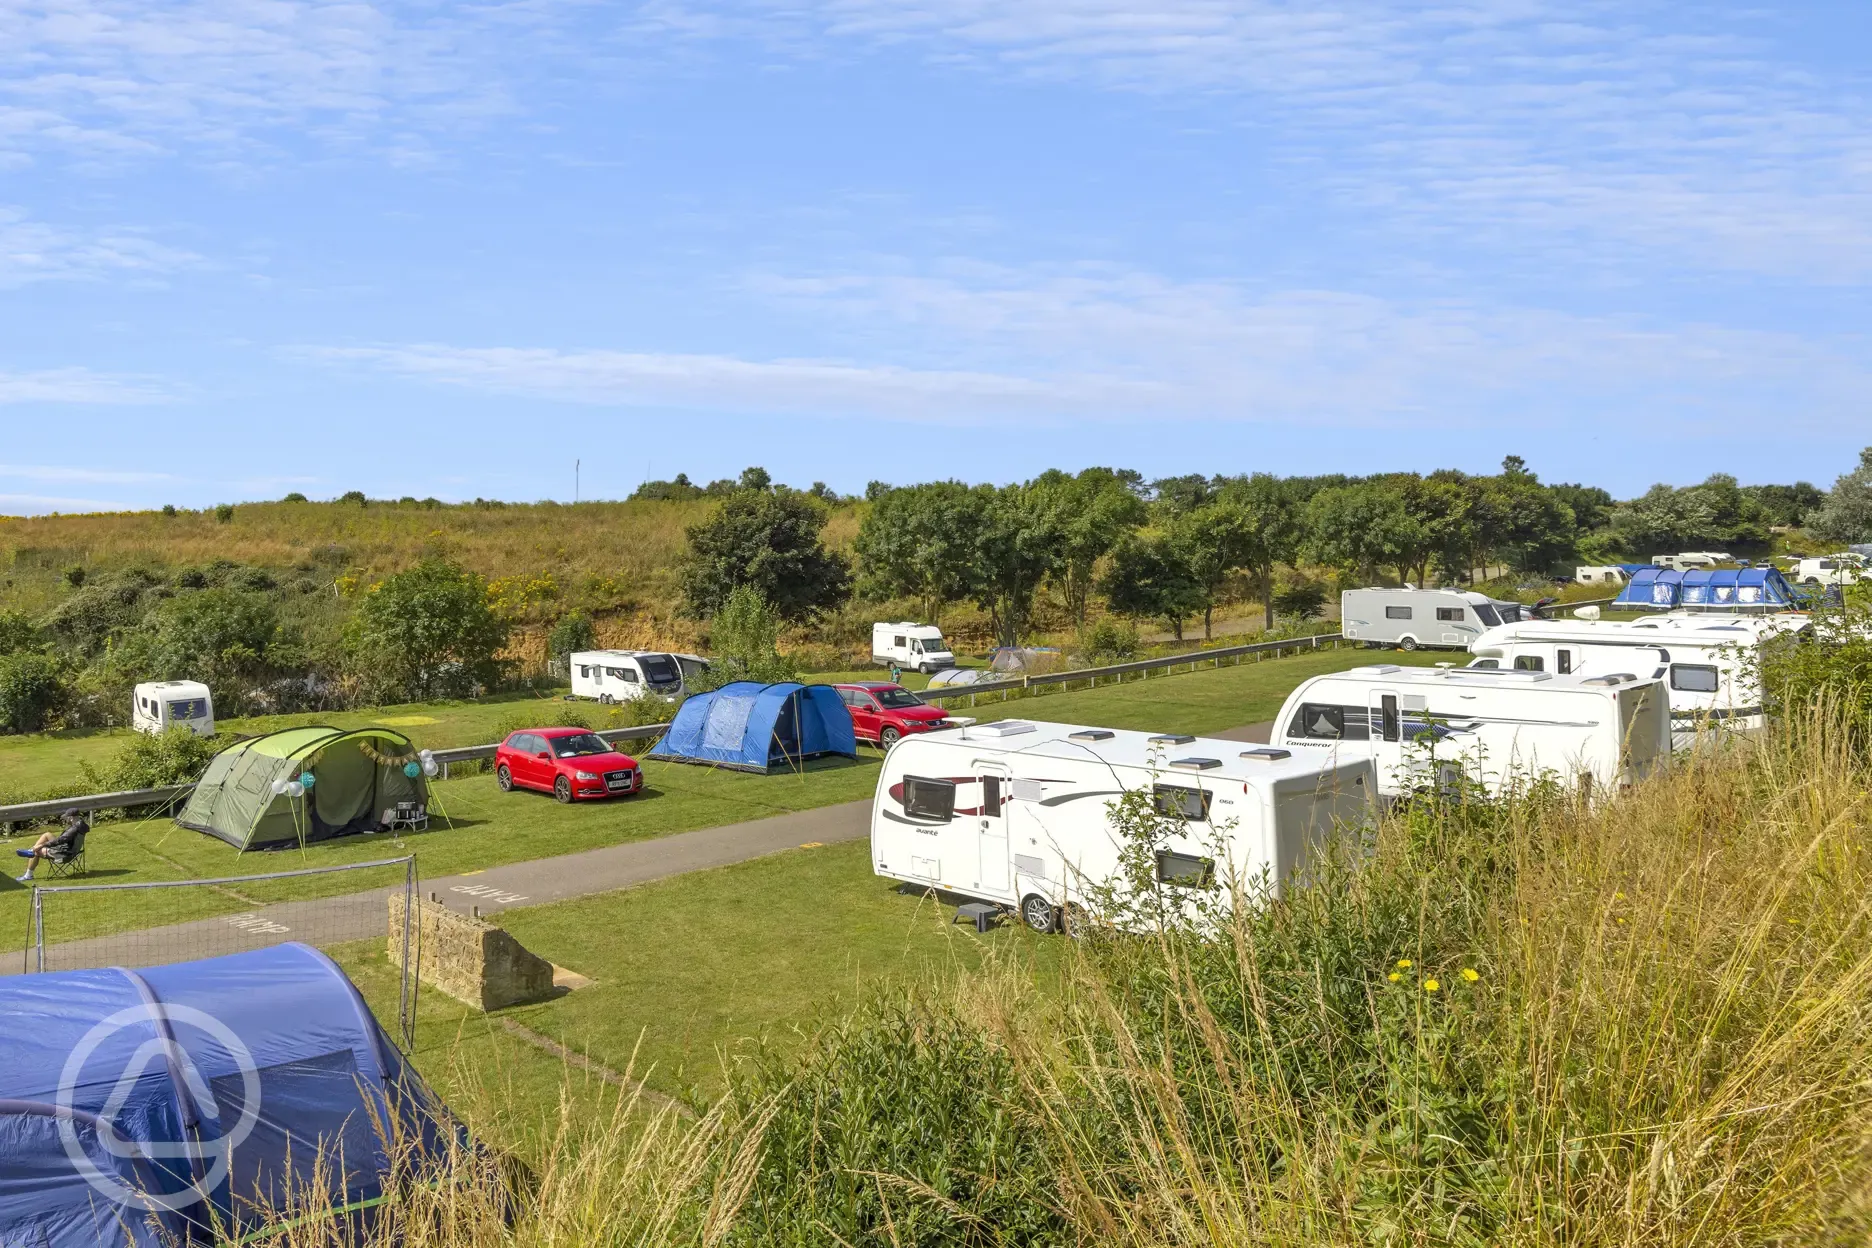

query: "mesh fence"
left=19, top=856, right=418, bottom=1043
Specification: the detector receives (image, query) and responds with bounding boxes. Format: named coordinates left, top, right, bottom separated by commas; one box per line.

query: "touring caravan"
left=131, top=680, right=215, bottom=737
left=569, top=650, right=706, bottom=703
left=1468, top=613, right=1806, bottom=744
left=1271, top=664, right=1671, bottom=800
left=870, top=719, right=1377, bottom=933
left=1575, top=566, right=1628, bottom=586
left=1340, top=587, right=1531, bottom=651
left=872, top=622, right=956, bottom=673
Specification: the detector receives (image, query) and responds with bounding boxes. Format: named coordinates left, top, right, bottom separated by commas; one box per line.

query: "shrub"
left=347, top=560, right=510, bottom=701
left=691, top=587, right=798, bottom=688
left=214, top=503, right=235, bottom=523
left=1076, top=616, right=1139, bottom=664
left=1272, top=577, right=1329, bottom=618
left=548, top=610, right=598, bottom=661
left=0, top=610, right=39, bottom=656
left=81, top=725, right=224, bottom=791
left=680, top=490, right=851, bottom=621
left=160, top=503, right=177, bottom=517
left=282, top=491, right=308, bottom=503
left=0, top=652, right=69, bottom=733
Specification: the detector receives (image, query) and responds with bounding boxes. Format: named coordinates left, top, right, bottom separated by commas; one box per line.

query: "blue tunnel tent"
left=0, top=944, right=457, bottom=1248
left=1616, top=566, right=1798, bottom=613
left=649, top=681, right=857, bottom=773
left=1615, top=566, right=1682, bottom=608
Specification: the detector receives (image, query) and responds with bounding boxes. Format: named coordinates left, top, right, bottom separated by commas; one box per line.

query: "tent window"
left=1671, top=664, right=1720, bottom=693
left=1385, top=606, right=1412, bottom=620
left=1514, top=655, right=1545, bottom=671
left=1151, top=784, right=1212, bottom=822
left=1436, top=607, right=1464, bottom=622
left=1155, top=850, right=1216, bottom=889
left=903, top=776, right=955, bottom=821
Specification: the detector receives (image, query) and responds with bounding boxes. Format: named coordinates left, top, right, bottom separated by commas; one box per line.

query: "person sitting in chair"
left=15, top=810, right=86, bottom=882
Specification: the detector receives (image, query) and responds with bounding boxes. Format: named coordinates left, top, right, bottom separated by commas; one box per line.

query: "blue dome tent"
left=0, top=944, right=456, bottom=1247
left=649, top=681, right=857, bottom=773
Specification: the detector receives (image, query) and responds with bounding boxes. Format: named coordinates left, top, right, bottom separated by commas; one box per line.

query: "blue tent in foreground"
left=649, top=681, right=857, bottom=773
left=0, top=944, right=456, bottom=1247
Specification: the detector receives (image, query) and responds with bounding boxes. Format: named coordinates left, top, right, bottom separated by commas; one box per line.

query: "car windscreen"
left=551, top=733, right=612, bottom=758
left=638, top=655, right=680, bottom=684
left=876, top=689, right=925, bottom=709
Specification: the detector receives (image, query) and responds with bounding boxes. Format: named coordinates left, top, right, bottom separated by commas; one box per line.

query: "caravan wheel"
left=1020, top=894, right=1057, bottom=933
left=1398, top=637, right=1419, bottom=651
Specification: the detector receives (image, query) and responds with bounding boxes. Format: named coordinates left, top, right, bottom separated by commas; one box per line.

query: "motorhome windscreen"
left=1151, top=784, right=1212, bottom=821
left=1155, top=850, right=1216, bottom=889
left=638, top=655, right=681, bottom=685
left=1288, top=703, right=1372, bottom=741
left=903, top=777, right=956, bottom=821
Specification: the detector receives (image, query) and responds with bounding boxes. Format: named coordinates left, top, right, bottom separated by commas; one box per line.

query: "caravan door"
left=975, top=763, right=1012, bottom=896
left=1367, top=688, right=1404, bottom=793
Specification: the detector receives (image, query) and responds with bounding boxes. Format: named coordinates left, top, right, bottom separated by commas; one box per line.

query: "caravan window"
left=606, top=667, right=638, bottom=683
left=166, top=699, right=206, bottom=720
left=677, top=656, right=710, bottom=680
left=1436, top=607, right=1464, bottom=622
left=1670, top=664, right=1720, bottom=693
left=1289, top=703, right=1371, bottom=741
left=638, top=654, right=681, bottom=685
left=1385, top=606, right=1412, bottom=620
left=1473, top=603, right=1502, bottom=626
left=1151, top=784, right=1212, bottom=822
left=902, top=777, right=956, bottom=821
left=578, top=665, right=591, bottom=678
left=1514, top=655, right=1545, bottom=672
left=1155, top=850, right=1216, bottom=889
left=1556, top=649, right=1573, bottom=675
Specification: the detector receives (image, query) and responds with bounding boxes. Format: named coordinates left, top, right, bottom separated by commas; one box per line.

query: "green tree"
left=0, top=611, right=39, bottom=656
left=1031, top=467, right=1148, bottom=626
left=1149, top=473, right=1215, bottom=517
left=1549, top=482, right=1614, bottom=534
left=142, top=589, right=278, bottom=682
left=1306, top=478, right=1434, bottom=585
left=0, top=651, right=68, bottom=734
left=971, top=484, right=1061, bottom=648
left=1741, top=482, right=1825, bottom=529
left=1811, top=449, right=1872, bottom=545
left=681, top=489, right=852, bottom=621
left=698, top=586, right=799, bottom=686
left=1100, top=535, right=1203, bottom=640
left=547, top=610, right=597, bottom=661
left=1218, top=473, right=1304, bottom=629
left=348, top=559, right=510, bottom=700
left=854, top=482, right=989, bottom=624
left=1166, top=502, right=1254, bottom=640
left=1612, top=474, right=1770, bottom=551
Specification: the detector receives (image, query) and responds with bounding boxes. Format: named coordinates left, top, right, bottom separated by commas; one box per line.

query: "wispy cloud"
left=0, top=491, right=137, bottom=513
left=0, top=205, right=197, bottom=286
left=0, top=461, right=177, bottom=483
left=0, top=366, right=173, bottom=403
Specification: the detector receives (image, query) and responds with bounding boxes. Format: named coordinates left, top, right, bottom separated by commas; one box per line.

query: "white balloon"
left=422, top=759, right=440, bottom=777
left=270, top=778, right=290, bottom=795
left=285, top=780, right=305, bottom=798
left=419, top=748, right=435, bottom=762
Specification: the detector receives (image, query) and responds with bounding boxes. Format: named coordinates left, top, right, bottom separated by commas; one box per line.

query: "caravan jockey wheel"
left=1020, top=894, right=1057, bottom=934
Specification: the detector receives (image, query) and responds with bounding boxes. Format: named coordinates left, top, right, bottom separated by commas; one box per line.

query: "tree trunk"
left=1168, top=614, right=1184, bottom=641
left=1204, top=604, right=1213, bottom=640
left=1262, top=562, right=1276, bottom=630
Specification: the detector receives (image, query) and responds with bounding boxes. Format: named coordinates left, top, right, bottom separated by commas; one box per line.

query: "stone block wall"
left=388, top=894, right=556, bottom=1012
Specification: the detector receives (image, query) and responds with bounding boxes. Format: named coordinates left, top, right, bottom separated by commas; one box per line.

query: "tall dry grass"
left=240, top=705, right=1872, bottom=1247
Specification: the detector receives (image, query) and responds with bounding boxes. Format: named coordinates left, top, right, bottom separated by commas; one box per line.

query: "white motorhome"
left=131, top=680, right=215, bottom=737
left=871, top=719, right=1377, bottom=933
left=1468, top=613, right=1807, bottom=744
left=1790, top=555, right=1865, bottom=587
left=1340, top=587, right=1530, bottom=651
left=1272, top=663, right=1671, bottom=800
left=872, top=622, right=956, bottom=673
left=1575, top=566, right=1628, bottom=586
left=568, top=650, right=704, bottom=703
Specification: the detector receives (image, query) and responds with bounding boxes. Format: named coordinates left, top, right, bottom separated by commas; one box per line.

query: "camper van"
left=1790, top=555, right=1865, bottom=587
left=1271, top=664, right=1670, bottom=800
left=1468, top=613, right=1806, bottom=745
left=871, top=719, right=1377, bottom=933
left=1340, top=587, right=1530, bottom=651
left=131, top=680, right=215, bottom=737
left=569, top=650, right=706, bottom=703
left=872, top=622, right=956, bottom=673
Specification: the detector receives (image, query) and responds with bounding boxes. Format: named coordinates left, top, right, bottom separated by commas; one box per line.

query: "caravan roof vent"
left=970, top=720, right=1037, bottom=739
left=1068, top=728, right=1115, bottom=742
left=1170, top=757, right=1221, bottom=771
left=1239, top=747, right=1291, bottom=762
left=1581, top=673, right=1638, bottom=686
left=1148, top=733, right=1195, bottom=745
left=1352, top=664, right=1402, bottom=675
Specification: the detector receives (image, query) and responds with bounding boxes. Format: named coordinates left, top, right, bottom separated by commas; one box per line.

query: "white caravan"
left=1575, top=566, right=1628, bottom=586
left=131, top=680, right=215, bottom=737
left=872, top=622, right=956, bottom=673
left=871, top=719, right=1377, bottom=933
left=1272, top=664, right=1671, bottom=800
left=1790, top=555, right=1865, bottom=587
left=569, top=650, right=703, bottom=703
left=1340, top=587, right=1530, bottom=651
left=1652, top=552, right=1729, bottom=571
left=1468, top=613, right=1807, bottom=744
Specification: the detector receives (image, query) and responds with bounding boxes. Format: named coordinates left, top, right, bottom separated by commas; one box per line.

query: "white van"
left=871, top=718, right=1377, bottom=933
left=1272, top=663, right=1670, bottom=801
left=1468, top=613, right=1806, bottom=745
left=872, top=622, right=956, bottom=673
left=568, top=650, right=703, bottom=703
left=1575, top=566, right=1628, bottom=586
left=1340, top=587, right=1529, bottom=651
left=131, top=680, right=215, bottom=737
left=1790, top=556, right=1865, bottom=587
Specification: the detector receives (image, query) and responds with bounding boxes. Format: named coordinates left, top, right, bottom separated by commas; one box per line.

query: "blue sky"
left=2, top=0, right=1868, bottom=513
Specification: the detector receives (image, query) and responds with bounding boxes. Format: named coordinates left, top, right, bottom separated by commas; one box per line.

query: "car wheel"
left=880, top=726, right=902, bottom=749
left=496, top=765, right=513, bottom=792
left=1020, top=894, right=1057, bottom=933
left=1805, top=577, right=1821, bottom=586
left=1059, top=903, right=1089, bottom=939
left=1399, top=637, right=1419, bottom=651
left=554, top=776, right=573, bottom=803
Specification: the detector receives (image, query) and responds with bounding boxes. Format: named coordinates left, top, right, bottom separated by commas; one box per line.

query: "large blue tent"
left=1615, top=566, right=1798, bottom=612
left=0, top=944, right=455, bottom=1247
left=649, top=681, right=857, bottom=772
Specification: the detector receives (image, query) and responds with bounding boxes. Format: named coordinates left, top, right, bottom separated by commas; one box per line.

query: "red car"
left=495, top=727, right=643, bottom=802
left=833, top=682, right=950, bottom=748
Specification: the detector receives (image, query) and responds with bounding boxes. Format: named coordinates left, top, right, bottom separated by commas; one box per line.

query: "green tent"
left=176, top=726, right=429, bottom=850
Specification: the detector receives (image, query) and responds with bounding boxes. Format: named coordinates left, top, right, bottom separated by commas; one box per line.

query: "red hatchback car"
left=833, top=682, right=950, bottom=748
left=495, top=727, right=643, bottom=802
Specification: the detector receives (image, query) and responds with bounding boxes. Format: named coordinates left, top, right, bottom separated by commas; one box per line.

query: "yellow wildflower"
left=1423, top=979, right=1440, bottom=992
left=1460, top=968, right=1480, bottom=982
left=1387, top=972, right=1401, bottom=983
left=1395, top=959, right=1412, bottom=970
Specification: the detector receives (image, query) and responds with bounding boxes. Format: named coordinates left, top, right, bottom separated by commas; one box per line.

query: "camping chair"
left=40, top=824, right=88, bottom=879
left=380, top=802, right=429, bottom=833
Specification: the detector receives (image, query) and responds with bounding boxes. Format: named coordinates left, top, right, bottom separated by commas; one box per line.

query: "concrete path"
left=13, top=721, right=1278, bottom=974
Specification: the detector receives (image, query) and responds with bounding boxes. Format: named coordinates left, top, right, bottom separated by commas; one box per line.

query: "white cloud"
left=0, top=366, right=173, bottom=403
left=0, top=461, right=177, bottom=482
left=0, top=205, right=197, bottom=286
left=0, top=491, right=137, bottom=513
